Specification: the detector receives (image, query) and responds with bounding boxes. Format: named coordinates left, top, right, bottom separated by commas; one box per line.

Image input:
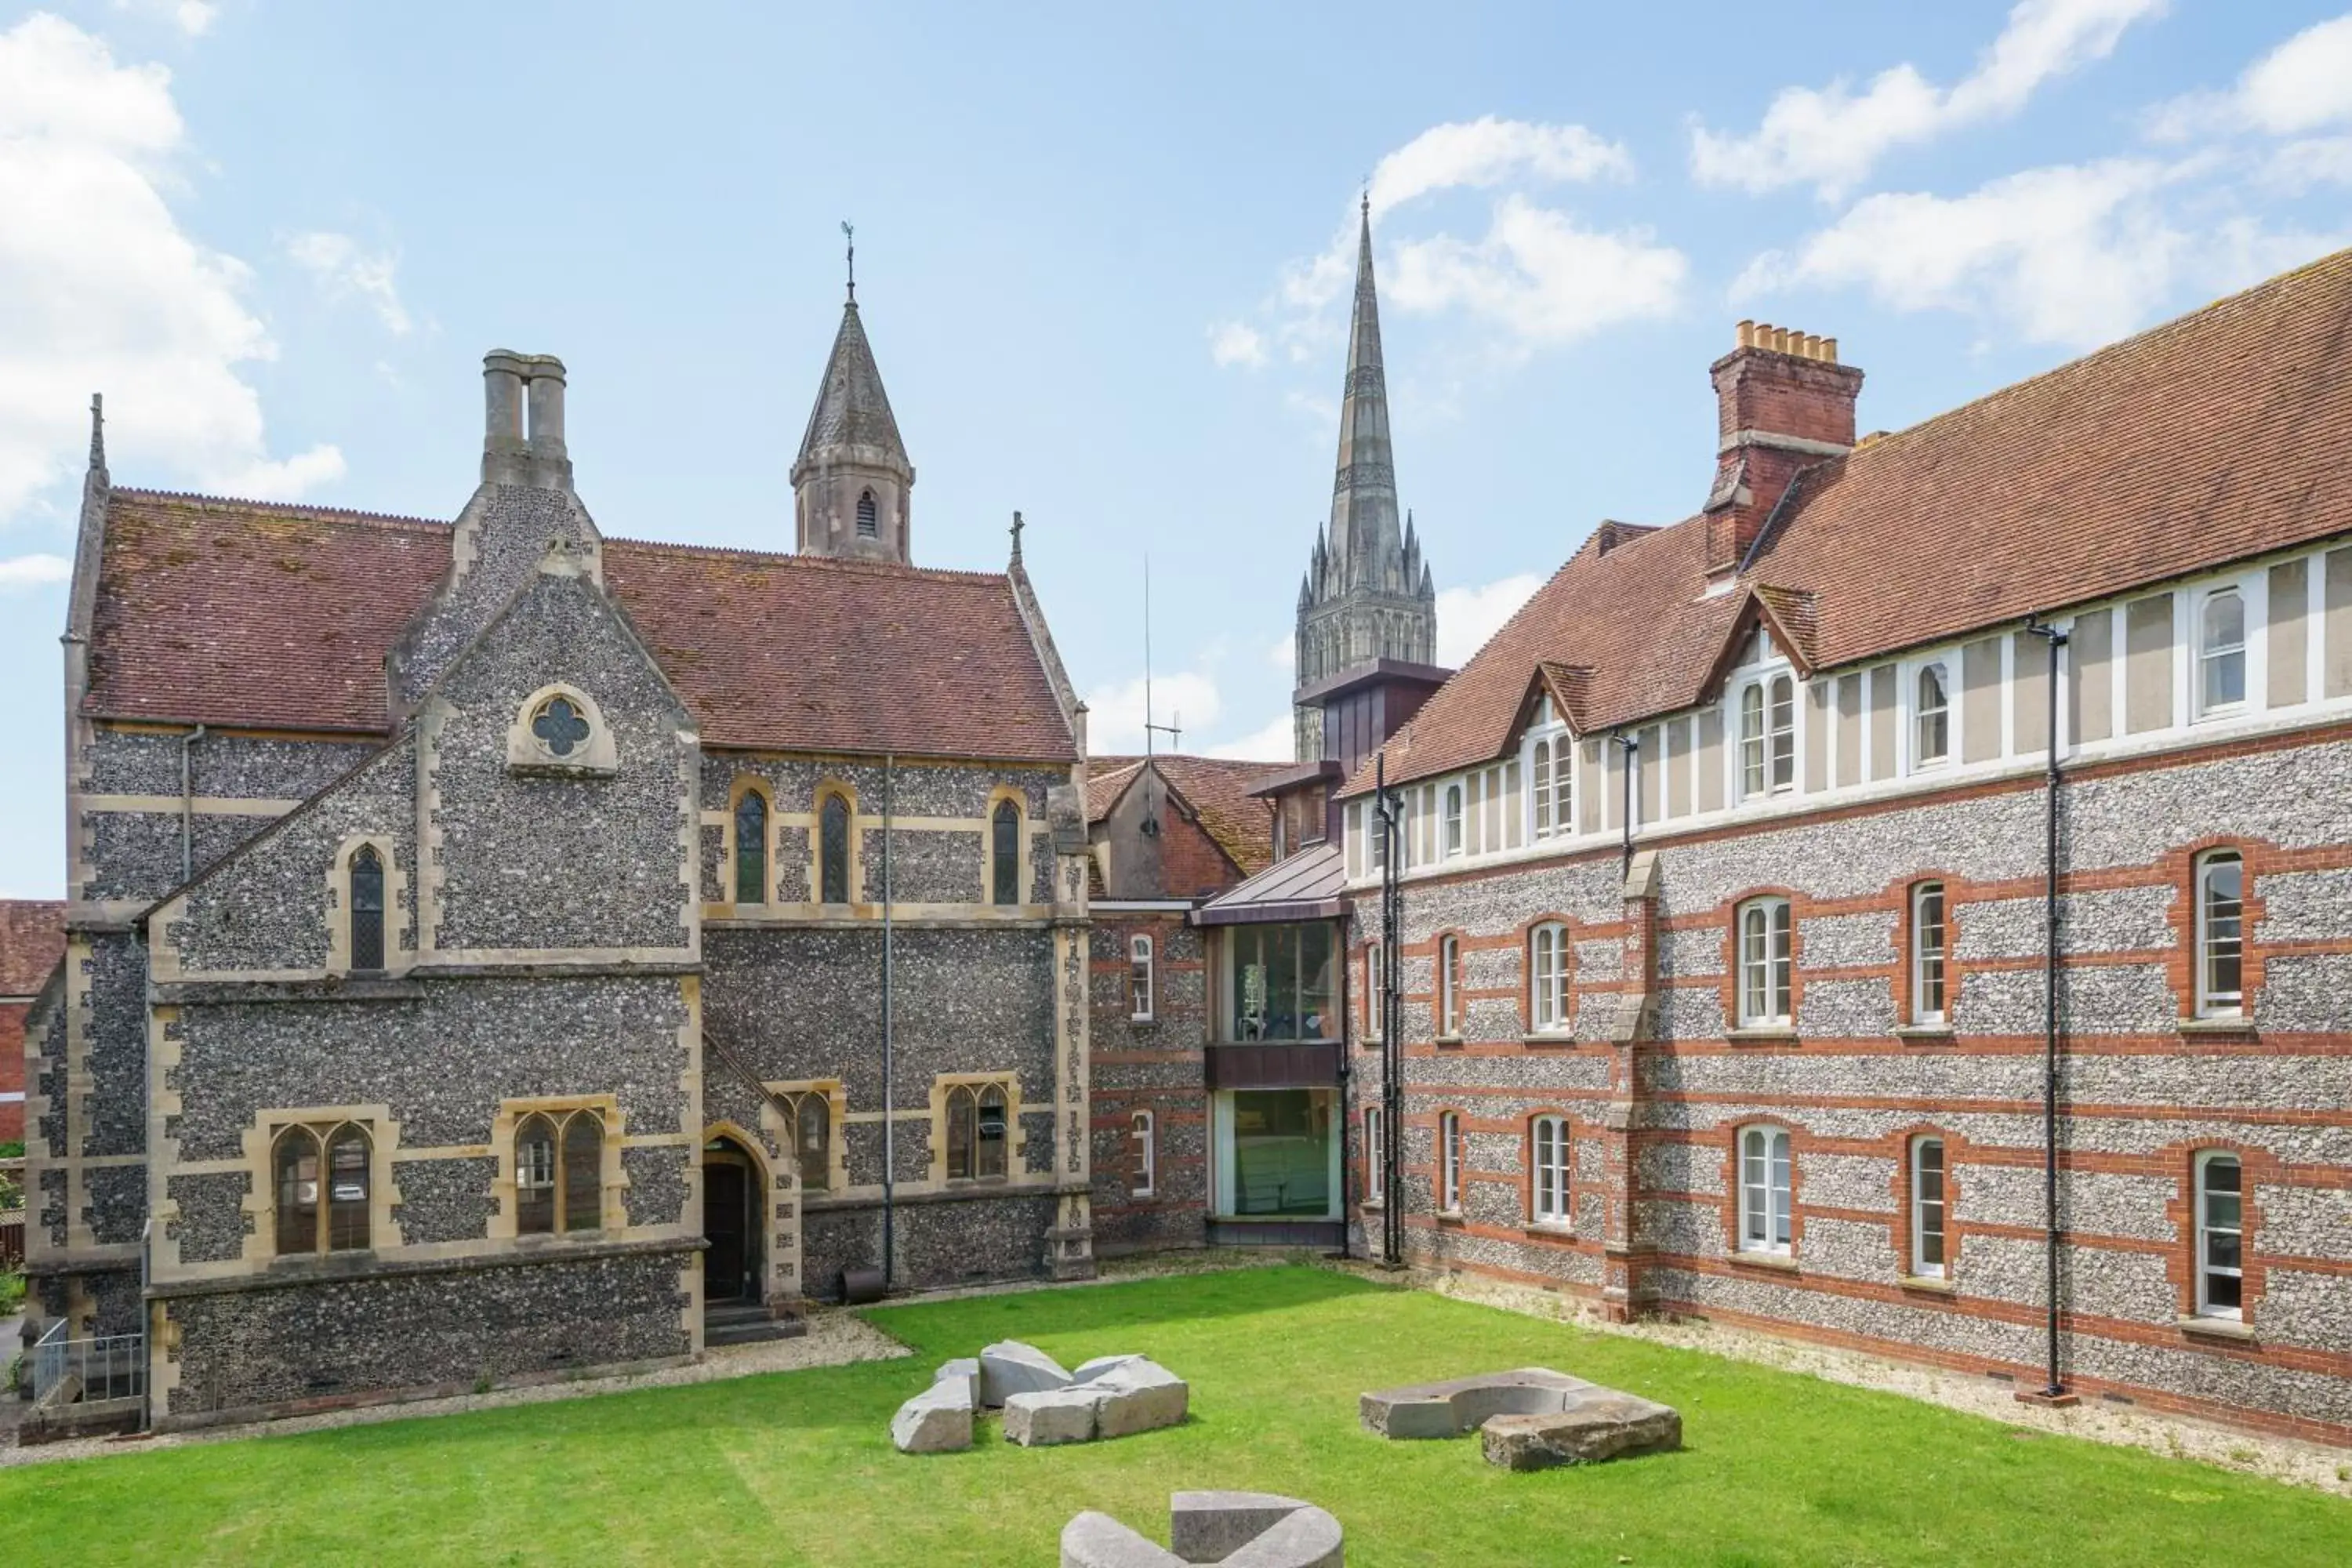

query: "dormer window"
left=856, top=488, right=879, bottom=539
left=1740, top=677, right=1795, bottom=797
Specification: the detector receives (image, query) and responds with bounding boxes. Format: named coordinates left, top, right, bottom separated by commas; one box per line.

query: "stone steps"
left=704, top=1302, right=807, bottom=1348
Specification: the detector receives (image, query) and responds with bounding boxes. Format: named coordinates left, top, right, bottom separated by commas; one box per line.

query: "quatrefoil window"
left=532, top=695, right=592, bottom=757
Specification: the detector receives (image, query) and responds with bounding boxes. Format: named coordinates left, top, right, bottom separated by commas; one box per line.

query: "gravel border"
left=1388, top=1261, right=2352, bottom=1499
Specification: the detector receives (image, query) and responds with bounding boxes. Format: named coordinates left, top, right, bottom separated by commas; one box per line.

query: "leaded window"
left=349, top=844, right=385, bottom=972
left=530, top=695, right=592, bottom=758
left=819, top=793, right=851, bottom=905
left=515, top=1108, right=605, bottom=1235
left=274, top=1121, right=372, bottom=1257
left=735, top=790, right=768, bottom=906
left=992, top=800, right=1022, bottom=906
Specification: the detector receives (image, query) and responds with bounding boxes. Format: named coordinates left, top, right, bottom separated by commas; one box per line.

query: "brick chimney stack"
left=1703, top=322, right=1863, bottom=577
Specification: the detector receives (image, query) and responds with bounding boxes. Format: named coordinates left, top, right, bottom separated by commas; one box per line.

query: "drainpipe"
left=2024, top=618, right=2069, bottom=1401
left=881, top=754, right=896, bottom=1292
left=1334, top=899, right=1352, bottom=1260
left=1375, top=756, right=1404, bottom=1267
left=1612, top=732, right=1639, bottom=879
left=178, top=724, right=208, bottom=883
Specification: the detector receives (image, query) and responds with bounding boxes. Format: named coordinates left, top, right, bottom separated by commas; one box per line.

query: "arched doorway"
left=702, top=1132, right=764, bottom=1305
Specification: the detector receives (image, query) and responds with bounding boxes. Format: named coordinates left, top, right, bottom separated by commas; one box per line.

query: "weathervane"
left=842, top=220, right=855, bottom=302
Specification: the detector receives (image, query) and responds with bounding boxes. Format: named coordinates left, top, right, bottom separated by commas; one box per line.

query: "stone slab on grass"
left=1093, top=1358, right=1189, bottom=1439
left=889, top=1378, right=975, bottom=1454
left=1004, top=1385, right=1102, bottom=1446
left=1067, top=1492, right=1345, bottom=1568
left=1169, top=1491, right=1324, bottom=1561
left=1359, top=1367, right=1600, bottom=1439
left=979, top=1340, right=1073, bottom=1407
left=1059, top=1512, right=1189, bottom=1568
left=933, top=1356, right=981, bottom=1408
left=1481, top=1392, right=1682, bottom=1472
left=1072, top=1352, right=1150, bottom=1385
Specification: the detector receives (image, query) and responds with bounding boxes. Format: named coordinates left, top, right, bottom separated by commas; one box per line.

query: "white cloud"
left=1207, top=320, right=1266, bottom=369
left=0, top=552, right=71, bottom=590
left=1693, top=0, right=2166, bottom=199
left=1734, top=153, right=2347, bottom=350
left=1082, top=670, right=1225, bottom=756
left=1218, top=116, right=1668, bottom=372
left=285, top=230, right=412, bottom=336
left=1436, top=572, right=1544, bottom=666
left=2148, top=13, right=2352, bottom=141
left=1370, top=117, right=1632, bottom=215
left=0, top=15, right=341, bottom=522
left=1265, top=633, right=1295, bottom=673
left=1207, top=712, right=1296, bottom=762
left=114, top=1, right=218, bottom=38
left=1386, top=196, right=1685, bottom=352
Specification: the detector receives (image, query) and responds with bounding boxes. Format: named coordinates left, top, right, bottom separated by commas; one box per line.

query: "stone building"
left=0, top=902, right=64, bottom=1145
left=1084, top=754, right=1286, bottom=1254
left=24, top=287, right=1094, bottom=1430
left=1292, top=197, right=1441, bottom=763
left=1337, top=253, right=2352, bottom=1446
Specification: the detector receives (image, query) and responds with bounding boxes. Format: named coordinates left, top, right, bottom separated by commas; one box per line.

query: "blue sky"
left=4, top=1, right=2351, bottom=895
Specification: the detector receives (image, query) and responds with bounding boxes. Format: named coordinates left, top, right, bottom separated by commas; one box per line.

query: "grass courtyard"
left=5, top=1265, right=2349, bottom=1565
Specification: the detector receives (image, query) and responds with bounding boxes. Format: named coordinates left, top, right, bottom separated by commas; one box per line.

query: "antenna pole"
left=1142, top=554, right=1182, bottom=756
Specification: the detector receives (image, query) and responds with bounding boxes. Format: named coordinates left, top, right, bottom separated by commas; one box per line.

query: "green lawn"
left=5, top=1265, right=2347, bottom=1565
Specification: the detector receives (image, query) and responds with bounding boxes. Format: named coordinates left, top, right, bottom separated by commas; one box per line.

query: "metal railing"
left=30, top=1319, right=146, bottom=1407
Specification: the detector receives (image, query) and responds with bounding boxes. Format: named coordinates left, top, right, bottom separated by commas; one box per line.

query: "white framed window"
left=1531, top=738, right=1555, bottom=837
left=1438, top=934, right=1462, bottom=1038
left=1549, top=740, right=1572, bottom=837
left=1439, top=1110, right=1463, bottom=1213
left=1910, top=1134, right=1947, bottom=1279
left=1531, top=1115, right=1569, bottom=1225
left=1911, top=882, right=1947, bottom=1026
left=1738, top=1124, right=1793, bottom=1255
left=2198, top=590, right=2247, bottom=715
left=1737, top=898, right=1793, bottom=1027
left=1369, top=800, right=1387, bottom=869
left=2195, top=850, right=2245, bottom=1018
left=1738, top=677, right=1796, bottom=797
left=1915, top=663, right=1950, bottom=765
left=2194, top=1150, right=2243, bottom=1318
left=1364, top=942, right=1383, bottom=1035
left=1129, top=935, right=1155, bottom=1022
left=1529, top=923, right=1568, bottom=1033
left=1130, top=1111, right=1155, bottom=1197
left=1362, top=1107, right=1385, bottom=1206
left=1443, top=784, right=1465, bottom=858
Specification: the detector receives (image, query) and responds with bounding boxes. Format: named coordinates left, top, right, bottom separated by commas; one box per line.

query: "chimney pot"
left=1737, top=319, right=1756, bottom=350
left=482, top=351, right=528, bottom=451
left=524, top=354, right=567, bottom=459
left=1823, top=336, right=1838, bottom=364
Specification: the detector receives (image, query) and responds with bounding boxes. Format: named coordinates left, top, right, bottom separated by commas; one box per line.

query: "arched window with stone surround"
left=734, top=789, right=768, bottom=906
left=348, top=844, right=385, bottom=971
left=856, top=489, right=878, bottom=539
left=990, top=799, right=1022, bottom=906
left=819, top=793, right=852, bottom=905
left=794, top=1094, right=830, bottom=1190
left=274, top=1121, right=372, bottom=1256
left=515, top=1109, right=606, bottom=1235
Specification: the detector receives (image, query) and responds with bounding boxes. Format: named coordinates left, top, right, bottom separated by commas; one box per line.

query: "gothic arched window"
left=819, top=793, right=852, bottom=905
left=734, top=789, right=768, bottom=906
left=275, top=1121, right=372, bottom=1256
left=794, top=1094, right=830, bottom=1190
left=515, top=1109, right=607, bottom=1235
left=856, top=489, right=878, bottom=539
left=349, top=844, right=385, bottom=971
left=991, top=799, right=1022, bottom=906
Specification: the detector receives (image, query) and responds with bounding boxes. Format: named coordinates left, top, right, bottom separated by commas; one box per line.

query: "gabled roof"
left=1085, top=753, right=1287, bottom=877
left=85, top=490, right=1076, bottom=763
left=795, top=300, right=908, bottom=471
left=1347, top=246, right=2352, bottom=797
left=0, top=900, right=64, bottom=996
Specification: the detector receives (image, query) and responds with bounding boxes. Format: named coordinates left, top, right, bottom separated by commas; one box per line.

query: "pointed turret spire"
left=793, top=245, right=916, bottom=563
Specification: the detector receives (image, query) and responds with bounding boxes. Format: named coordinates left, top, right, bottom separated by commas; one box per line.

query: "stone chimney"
left=481, top=350, right=572, bottom=489
left=1703, top=322, right=1862, bottom=577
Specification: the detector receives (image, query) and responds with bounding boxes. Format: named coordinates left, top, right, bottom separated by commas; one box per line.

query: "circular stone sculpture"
left=1062, top=1491, right=1343, bottom=1568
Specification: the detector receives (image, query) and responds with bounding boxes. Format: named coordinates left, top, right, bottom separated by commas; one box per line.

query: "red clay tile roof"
left=0, top=900, right=65, bottom=996
left=85, top=490, right=1076, bottom=762
left=1348, top=247, right=2352, bottom=796
left=1084, top=753, right=1287, bottom=877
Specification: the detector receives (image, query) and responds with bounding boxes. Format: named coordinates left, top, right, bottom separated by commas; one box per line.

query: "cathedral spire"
left=1289, top=192, right=1440, bottom=761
